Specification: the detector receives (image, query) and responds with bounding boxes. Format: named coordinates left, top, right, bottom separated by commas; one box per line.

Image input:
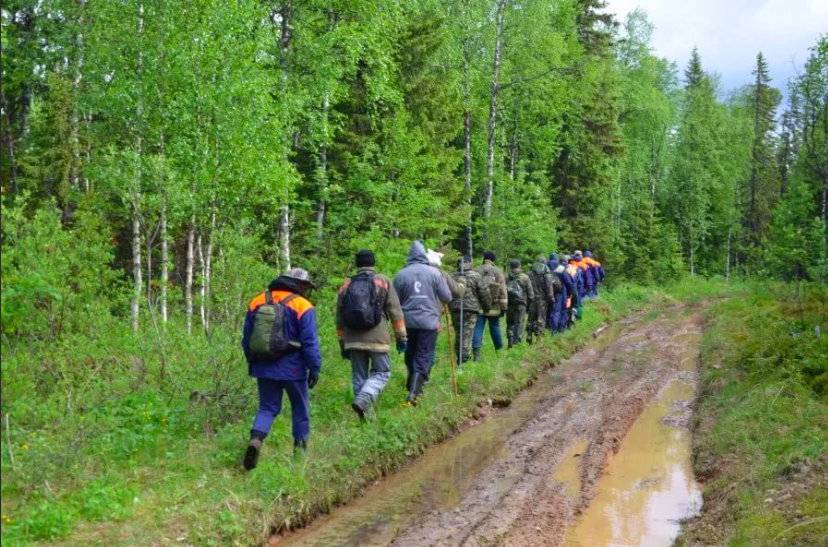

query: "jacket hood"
left=268, top=276, right=308, bottom=295
left=406, top=240, right=430, bottom=266
left=532, top=261, right=548, bottom=274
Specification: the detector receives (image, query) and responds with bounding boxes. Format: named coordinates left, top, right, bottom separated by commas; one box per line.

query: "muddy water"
left=277, top=308, right=705, bottom=547
left=564, top=379, right=702, bottom=546
left=278, top=371, right=560, bottom=546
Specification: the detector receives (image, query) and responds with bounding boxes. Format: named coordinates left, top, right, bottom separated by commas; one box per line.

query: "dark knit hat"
left=483, top=250, right=496, bottom=261
left=355, top=249, right=376, bottom=267
left=509, top=259, right=521, bottom=269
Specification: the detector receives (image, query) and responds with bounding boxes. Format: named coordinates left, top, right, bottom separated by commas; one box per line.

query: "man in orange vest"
left=562, top=254, right=581, bottom=327
left=583, top=250, right=604, bottom=298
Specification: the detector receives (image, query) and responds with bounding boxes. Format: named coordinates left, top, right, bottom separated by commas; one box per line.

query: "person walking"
left=527, top=255, right=557, bottom=343
left=572, top=250, right=593, bottom=301
left=393, top=241, right=453, bottom=404
left=472, top=251, right=508, bottom=360
left=450, top=255, right=492, bottom=362
left=563, top=254, right=582, bottom=327
left=547, top=253, right=574, bottom=333
left=583, top=250, right=604, bottom=297
left=505, top=259, right=534, bottom=347
left=241, top=268, right=322, bottom=470
left=336, top=250, right=407, bottom=421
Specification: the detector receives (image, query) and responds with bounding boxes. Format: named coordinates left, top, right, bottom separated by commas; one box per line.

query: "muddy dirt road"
left=278, top=303, right=705, bottom=546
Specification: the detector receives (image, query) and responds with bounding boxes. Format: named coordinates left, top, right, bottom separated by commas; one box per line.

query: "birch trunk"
left=483, top=0, right=508, bottom=218
left=130, top=205, right=142, bottom=332
left=69, top=0, right=85, bottom=191
left=160, top=200, right=168, bottom=323
left=204, top=210, right=215, bottom=332
left=279, top=205, right=291, bottom=271
left=464, top=108, right=473, bottom=256
left=197, top=234, right=206, bottom=330
left=130, top=1, right=145, bottom=332
left=277, top=2, right=293, bottom=270
left=315, top=92, right=329, bottom=240
left=185, top=218, right=195, bottom=334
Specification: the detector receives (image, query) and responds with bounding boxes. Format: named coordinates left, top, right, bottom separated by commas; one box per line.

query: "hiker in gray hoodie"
left=393, top=240, right=453, bottom=404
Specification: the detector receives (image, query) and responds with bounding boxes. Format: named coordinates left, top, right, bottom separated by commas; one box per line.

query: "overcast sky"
left=604, top=0, right=827, bottom=99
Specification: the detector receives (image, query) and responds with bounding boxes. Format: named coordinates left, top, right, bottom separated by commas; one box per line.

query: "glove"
left=396, top=340, right=408, bottom=354
left=339, top=340, right=349, bottom=360
left=307, top=371, right=319, bottom=389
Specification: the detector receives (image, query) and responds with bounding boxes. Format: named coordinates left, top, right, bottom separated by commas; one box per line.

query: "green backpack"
left=249, top=291, right=301, bottom=360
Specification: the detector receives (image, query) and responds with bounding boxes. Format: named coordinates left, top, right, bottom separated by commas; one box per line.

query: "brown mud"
left=276, top=303, right=705, bottom=546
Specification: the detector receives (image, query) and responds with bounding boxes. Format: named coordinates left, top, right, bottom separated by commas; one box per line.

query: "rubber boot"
left=293, top=438, right=308, bottom=460
left=472, top=347, right=481, bottom=362
left=243, top=437, right=262, bottom=471
left=352, top=396, right=368, bottom=422
left=406, top=373, right=424, bottom=405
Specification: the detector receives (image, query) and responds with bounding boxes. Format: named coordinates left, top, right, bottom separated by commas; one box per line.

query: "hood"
left=584, top=250, right=593, bottom=258
left=532, top=261, right=548, bottom=274
left=268, top=276, right=307, bottom=295
left=406, top=240, right=431, bottom=266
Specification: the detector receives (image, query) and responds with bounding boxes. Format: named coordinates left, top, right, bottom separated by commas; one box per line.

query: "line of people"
left=239, top=241, right=604, bottom=470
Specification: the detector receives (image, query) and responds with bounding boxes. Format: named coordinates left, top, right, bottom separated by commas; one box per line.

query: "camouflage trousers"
left=451, top=310, right=478, bottom=363
left=506, top=304, right=527, bottom=347
left=527, top=299, right=548, bottom=342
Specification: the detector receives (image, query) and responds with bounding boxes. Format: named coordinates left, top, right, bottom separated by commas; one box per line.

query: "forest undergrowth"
left=0, top=279, right=731, bottom=545
left=679, top=282, right=828, bottom=546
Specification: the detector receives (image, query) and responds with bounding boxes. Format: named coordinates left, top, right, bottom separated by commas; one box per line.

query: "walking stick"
left=443, top=305, right=459, bottom=396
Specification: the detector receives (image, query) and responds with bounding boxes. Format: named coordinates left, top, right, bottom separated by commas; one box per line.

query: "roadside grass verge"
left=2, top=279, right=709, bottom=545
left=679, top=282, right=828, bottom=546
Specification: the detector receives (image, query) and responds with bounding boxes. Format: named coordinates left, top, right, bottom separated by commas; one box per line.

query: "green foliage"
left=0, top=197, right=117, bottom=339
left=681, top=283, right=828, bottom=545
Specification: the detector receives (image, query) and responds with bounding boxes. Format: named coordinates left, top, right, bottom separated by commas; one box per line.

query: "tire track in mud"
left=279, top=303, right=705, bottom=547
left=390, top=304, right=705, bottom=547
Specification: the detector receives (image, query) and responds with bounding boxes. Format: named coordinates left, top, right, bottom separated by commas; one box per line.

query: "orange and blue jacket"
left=241, top=289, right=322, bottom=381
left=583, top=256, right=604, bottom=284
left=565, top=263, right=582, bottom=308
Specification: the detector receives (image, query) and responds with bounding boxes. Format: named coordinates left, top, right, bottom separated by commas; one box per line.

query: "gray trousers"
left=349, top=350, right=391, bottom=409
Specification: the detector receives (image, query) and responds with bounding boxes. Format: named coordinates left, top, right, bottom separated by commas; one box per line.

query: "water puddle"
left=554, top=439, right=589, bottom=498
left=276, top=372, right=558, bottom=546
left=564, top=379, right=702, bottom=547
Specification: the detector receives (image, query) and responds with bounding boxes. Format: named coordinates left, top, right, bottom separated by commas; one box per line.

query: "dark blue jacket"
left=241, top=282, right=322, bottom=381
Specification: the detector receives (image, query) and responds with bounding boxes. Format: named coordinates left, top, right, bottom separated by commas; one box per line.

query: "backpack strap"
left=264, top=289, right=274, bottom=305
left=279, top=293, right=299, bottom=307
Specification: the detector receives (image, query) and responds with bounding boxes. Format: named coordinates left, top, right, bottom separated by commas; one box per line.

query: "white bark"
left=69, top=0, right=86, bottom=191
left=315, top=93, right=329, bottom=239
left=185, top=218, right=195, bottom=334
left=484, top=0, right=508, bottom=218
left=279, top=205, right=291, bottom=271
left=160, top=200, right=168, bottom=323
left=130, top=205, right=142, bottom=332
left=197, top=233, right=206, bottom=329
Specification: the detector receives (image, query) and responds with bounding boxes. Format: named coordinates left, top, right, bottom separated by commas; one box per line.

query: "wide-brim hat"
left=282, top=267, right=316, bottom=288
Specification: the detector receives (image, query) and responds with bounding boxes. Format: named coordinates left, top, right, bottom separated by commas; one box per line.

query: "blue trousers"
left=550, top=296, right=567, bottom=332
left=473, top=315, right=503, bottom=350
left=405, top=328, right=439, bottom=380
left=251, top=378, right=310, bottom=442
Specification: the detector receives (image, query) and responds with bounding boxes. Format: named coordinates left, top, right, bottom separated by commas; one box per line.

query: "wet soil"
left=277, top=304, right=705, bottom=546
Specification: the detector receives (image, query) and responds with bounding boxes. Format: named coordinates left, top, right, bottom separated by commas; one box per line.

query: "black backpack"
left=341, top=271, right=383, bottom=330
left=249, top=292, right=301, bottom=360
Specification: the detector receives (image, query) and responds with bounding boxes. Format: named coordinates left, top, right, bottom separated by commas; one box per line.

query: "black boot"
left=472, top=347, right=481, bottom=361
left=406, top=373, right=424, bottom=405
left=244, top=437, right=262, bottom=471
left=352, top=397, right=368, bottom=422
left=294, top=438, right=308, bottom=458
